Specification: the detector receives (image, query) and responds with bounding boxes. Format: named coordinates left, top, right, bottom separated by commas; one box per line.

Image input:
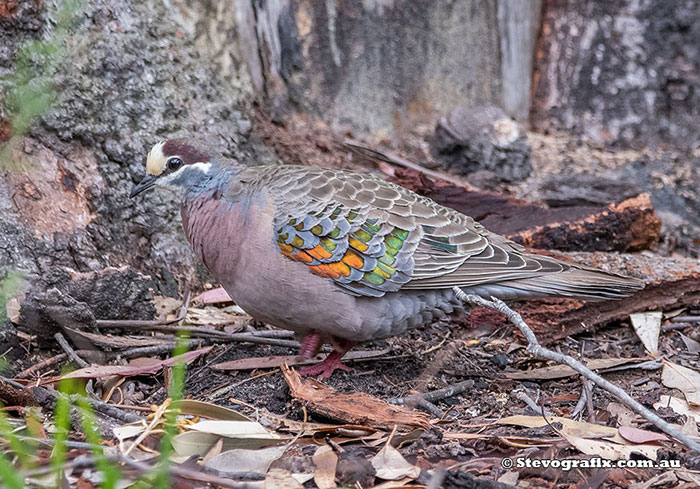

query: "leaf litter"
left=5, top=281, right=700, bottom=488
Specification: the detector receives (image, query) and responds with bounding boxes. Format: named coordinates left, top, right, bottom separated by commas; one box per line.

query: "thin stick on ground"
left=15, top=353, right=68, bottom=379
left=54, top=332, right=89, bottom=368
left=96, top=321, right=300, bottom=348
left=452, top=287, right=700, bottom=453
left=388, top=379, right=475, bottom=407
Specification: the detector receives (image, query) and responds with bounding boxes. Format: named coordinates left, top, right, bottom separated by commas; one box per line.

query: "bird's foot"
left=298, top=350, right=353, bottom=379
left=298, top=331, right=321, bottom=358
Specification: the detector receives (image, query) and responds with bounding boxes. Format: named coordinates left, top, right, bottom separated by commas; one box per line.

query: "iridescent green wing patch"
left=276, top=206, right=414, bottom=297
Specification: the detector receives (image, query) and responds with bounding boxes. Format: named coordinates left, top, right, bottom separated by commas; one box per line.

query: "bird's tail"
left=460, top=267, right=645, bottom=301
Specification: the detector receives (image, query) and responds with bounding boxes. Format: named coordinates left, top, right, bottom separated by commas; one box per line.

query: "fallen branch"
left=453, top=287, right=700, bottom=453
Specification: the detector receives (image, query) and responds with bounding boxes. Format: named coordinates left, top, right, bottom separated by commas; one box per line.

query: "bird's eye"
left=167, top=157, right=183, bottom=171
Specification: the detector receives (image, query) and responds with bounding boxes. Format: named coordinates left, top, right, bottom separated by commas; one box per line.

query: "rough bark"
left=227, top=0, right=504, bottom=138
left=0, top=0, right=271, bottom=305
left=531, top=0, right=700, bottom=148
left=518, top=252, right=700, bottom=343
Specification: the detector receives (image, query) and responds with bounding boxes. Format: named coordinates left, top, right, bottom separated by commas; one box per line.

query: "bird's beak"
left=130, top=174, right=158, bottom=198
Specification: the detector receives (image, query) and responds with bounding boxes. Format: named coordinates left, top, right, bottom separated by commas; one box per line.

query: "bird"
left=130, top=138, right=644, bottom=378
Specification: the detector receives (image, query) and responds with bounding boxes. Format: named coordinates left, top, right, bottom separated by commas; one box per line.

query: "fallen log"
left=387, top=168, right=661, bottom=252
left=516, top=252, right=700, bottom=344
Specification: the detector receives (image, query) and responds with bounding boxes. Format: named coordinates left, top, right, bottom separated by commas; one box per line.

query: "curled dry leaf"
left=661, top=361, right=700, bottom=406
left=505, top=357, right=648, bottom=380
left=370, top=442, right=421, bottom=481
left=281, top=364, right=431, bottom=430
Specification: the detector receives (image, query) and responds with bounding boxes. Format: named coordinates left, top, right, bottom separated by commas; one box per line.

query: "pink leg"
left=298, top=339, right=356, bottom=379
left=298, top=331, right=321, bottom=358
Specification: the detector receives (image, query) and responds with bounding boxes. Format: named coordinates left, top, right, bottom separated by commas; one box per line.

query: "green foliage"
left=154, top=329, right=190, bottom=489
left=1, top=0, right=84, bottom=168
left=0, top=334, right=192, bottom=487
left=0, top=271, right=23, bottom=323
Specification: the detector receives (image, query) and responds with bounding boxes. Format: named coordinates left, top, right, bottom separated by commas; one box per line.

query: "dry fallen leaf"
left=679, top=333, right=700, bottom=354
left=312, top=445, right=338, bottom=489
left=153, top=296, right=182, bottom=318
left=653, top=395, right=700, bottom=423
left=564, top=434, right=659, bottom=461
left=188, top=419, right=282, bottom=440
left=617, top=426, right=669, bottom=444
left=193, top=287, right=233, bottom=304
left=629, top=472, right=678, bottom=489
left=53, top=346, right=213, bottom=382
left=204, top=445, right=287, bottom=474
left=282, top=364, right=430, bottom=430
left=661, top=361, right=700, bottom=406
left=498, top=415, right=622, bottom=440
left=629, top=311, right=662, bottom=356
left=171, top=430, right=282, bottom=457
left=177, top=399, right=251, bottom=421
left=186, top=306, right=247, bottom=327
left=370, top=442, right=421, bottom=481
left=6, top=297, right=21, bottom=324
left=505, top=357, right=647, bottom=380
left=264, top=468, right=305, bottom=489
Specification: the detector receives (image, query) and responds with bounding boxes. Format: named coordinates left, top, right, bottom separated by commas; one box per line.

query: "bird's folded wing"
left=260, top=166, right=580, bottom=297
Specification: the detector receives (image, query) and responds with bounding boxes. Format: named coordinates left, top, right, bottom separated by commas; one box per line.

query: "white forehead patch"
left=146, top=141, right=166, bottom=176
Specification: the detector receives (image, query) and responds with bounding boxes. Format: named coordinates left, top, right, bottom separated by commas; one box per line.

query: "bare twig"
left=516, top=391, right=553, bottom=416
left=54, top=333, right=89, bottom=368
left=178, top=288, right=192, bottom=325
left=124, top=398, right=170, bottom=456
left=453, top=287, right=700, bottom=453
left=96, top=321, right=300, bottom=348
left=671, top=316, right=700, bottom=323
left=414, top=398, right=445, bottom=418
left=583, top=378, right=596, bottom=423
left=388, top=379, right=475, bottom=407
left=15, top=353, right=68, bottom=379
left=572, top=384, right=587, bottom=419
left=342, top=138, right=472, bottom=188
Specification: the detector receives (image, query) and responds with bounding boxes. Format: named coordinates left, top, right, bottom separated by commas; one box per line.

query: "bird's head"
left=130, top=139, right=214, bottom=198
